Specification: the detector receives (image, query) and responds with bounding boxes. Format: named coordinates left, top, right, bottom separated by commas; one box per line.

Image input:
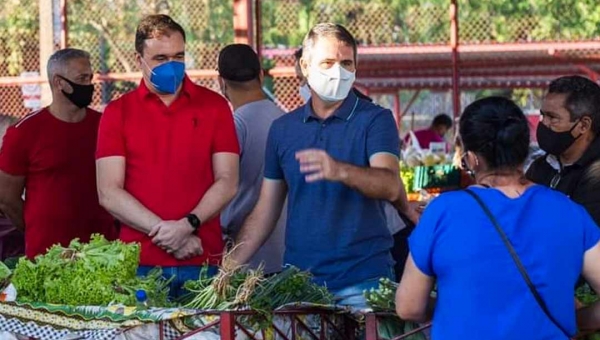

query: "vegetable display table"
left=0, top=301, right=358, bottom=340
left=364, top=312, right=430, bottom=340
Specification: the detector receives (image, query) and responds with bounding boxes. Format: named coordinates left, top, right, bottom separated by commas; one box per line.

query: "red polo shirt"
left=0, top=108, right=115, bottom=258
left=96, top=77, right=239, bottom=267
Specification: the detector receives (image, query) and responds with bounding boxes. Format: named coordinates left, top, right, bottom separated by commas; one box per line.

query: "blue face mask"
left=143, top=60, right=185, bottom=94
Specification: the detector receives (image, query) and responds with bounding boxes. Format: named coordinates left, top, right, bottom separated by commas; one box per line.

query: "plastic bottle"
left=135, top=289, right=149, bottom=310
left=0, top=284, right=17, bottom=302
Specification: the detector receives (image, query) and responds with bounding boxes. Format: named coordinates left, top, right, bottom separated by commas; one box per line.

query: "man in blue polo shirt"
left=227, top=23, right=411, bottom=308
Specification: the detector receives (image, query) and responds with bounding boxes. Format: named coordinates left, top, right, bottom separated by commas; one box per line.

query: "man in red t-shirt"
left=404, top=113, right=453, bottom=151
left=96, top=15, right=239, bottom=297
left=0, top=48, right=115, bottom=258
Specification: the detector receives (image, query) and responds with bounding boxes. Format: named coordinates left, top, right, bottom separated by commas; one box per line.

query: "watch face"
left=188, top=214, right=200, bottom=228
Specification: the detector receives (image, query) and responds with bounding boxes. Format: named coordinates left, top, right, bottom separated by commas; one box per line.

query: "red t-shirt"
left=406, top=128, right=447, bottom=150
left=96, top=77, right=239, bottom=267
left=0, top=108, right=116, bottom=258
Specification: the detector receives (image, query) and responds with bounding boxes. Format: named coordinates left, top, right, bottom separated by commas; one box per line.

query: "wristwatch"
left=186, top=214, right=201, bottom=231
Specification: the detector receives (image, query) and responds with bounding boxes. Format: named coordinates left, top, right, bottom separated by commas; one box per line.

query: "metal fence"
left=1, top=0, right=599, bottom=118
left=1, top=0, right=233, bottom=117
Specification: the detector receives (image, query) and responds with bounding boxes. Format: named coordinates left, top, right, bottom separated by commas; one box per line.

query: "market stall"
left=0, top=235, right=427, bottom=340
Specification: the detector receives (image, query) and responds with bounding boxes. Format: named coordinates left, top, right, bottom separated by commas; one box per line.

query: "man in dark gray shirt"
left=218, top=44, right=286, bottom=274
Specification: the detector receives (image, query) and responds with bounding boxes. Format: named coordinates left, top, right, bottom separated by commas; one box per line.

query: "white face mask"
left=307, top=63, right=356, bottom=103
left=298, top=83, right=311, bottom=103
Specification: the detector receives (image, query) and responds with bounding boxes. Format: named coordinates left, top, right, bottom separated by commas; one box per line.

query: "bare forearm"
left=99, top=188, right=160, bottom=234
left=191, top=177, right=237, bottom=224
left=392, top=180, right=411, bottom=214
left=0, top=198, right=24, bottom=231
left=398, top=296, right=436, bottom=323
left=338, top=162, right=401, bottom=201
left=230, top=200, right=284, bottom=267
left=578, top=302, right=600, bottom=331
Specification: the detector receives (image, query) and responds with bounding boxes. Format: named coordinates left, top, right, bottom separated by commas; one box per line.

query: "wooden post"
left=39, top=0, right=54, bottom=107
left=365, top=313, right=378, bottom=340
left=233, top=0, right=254, bottom=47
left=220, top=311, right=236, bottom=340
left=450, top=0, right=460, bottom=119
left=393, top=92, right=401, bottom=132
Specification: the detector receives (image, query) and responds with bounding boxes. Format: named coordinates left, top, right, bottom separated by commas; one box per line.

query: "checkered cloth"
left=0, top=313, right=120, bottom=340
left=0, top=302, right=201, bottom=340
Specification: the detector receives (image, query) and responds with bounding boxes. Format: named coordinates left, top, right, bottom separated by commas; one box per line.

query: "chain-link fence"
left=1, top=0, right=599, bottom=118
left=0, top=0, right=40, bottom=117
left=0, top=0, right=233, bottom=117
left=258, top=0, right=600, bottom=118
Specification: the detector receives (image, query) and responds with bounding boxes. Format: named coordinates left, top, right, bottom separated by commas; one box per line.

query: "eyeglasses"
left=550, top=172, right=561, bottom=189
left=460, top=153, right=475, bottom=177
left=460, top=153, right=470, bottom=170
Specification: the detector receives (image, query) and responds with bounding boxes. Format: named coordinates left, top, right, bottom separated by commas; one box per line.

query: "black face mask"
left=536, top=120, right=581, bottom=156
left=58, top=75, right=94, bottom=108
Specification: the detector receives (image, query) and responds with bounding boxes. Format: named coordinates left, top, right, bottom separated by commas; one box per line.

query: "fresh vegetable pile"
left=364, top=278, right=427, bottom=340
left=400, top=165, right=416, bottom=194
left=0, top=261, right=10, bottom=281
left=11, top=234, right=171, bottom=307
left=364, top=277, right=398, bottom=312
left=183, top=265, right=333, bottom=328
left=577, top=283, right=599, bottom=306
left=0, top=261, right=11, bottom=292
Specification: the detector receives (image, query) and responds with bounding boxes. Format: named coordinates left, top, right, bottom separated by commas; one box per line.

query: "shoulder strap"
left=464, top=189, right=572, bottom=338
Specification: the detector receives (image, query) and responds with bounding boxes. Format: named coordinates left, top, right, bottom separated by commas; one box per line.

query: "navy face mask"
left=142, top=59, right=185, bottom=94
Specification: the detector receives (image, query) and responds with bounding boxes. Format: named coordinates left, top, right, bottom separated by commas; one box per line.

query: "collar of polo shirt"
left=303, top=90, right=359, bottom=123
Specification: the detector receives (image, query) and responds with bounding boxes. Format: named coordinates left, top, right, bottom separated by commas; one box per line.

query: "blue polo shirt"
left=264, top=91, right=399, bottom=290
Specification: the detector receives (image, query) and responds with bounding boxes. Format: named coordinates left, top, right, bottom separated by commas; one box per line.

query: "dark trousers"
left=391, top=213, right=416, bottom=282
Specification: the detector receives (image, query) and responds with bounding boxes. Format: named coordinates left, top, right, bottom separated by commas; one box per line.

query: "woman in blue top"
left=396, top=96, right=600, bottom=339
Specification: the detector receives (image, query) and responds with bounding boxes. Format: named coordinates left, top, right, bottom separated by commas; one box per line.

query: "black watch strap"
left=186, top=214, right=201, bottom=231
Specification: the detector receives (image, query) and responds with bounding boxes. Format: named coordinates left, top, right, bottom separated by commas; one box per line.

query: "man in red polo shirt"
left=96, top=15, right=239, bottom=297
left=0, top=48, right=115, bottom=258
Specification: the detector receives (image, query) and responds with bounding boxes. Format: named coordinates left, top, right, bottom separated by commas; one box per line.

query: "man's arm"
left=0, top=171, right=25, bottom=231
left=396, top=254, right=436, bottom=322
left=391, top=169, right=420, bottom=224
left=226, top=179, right=287, bottom=268
left=190, top=152, right=239, bottom=224
left=295, top=150, right=401, bottom=201
left=577, top=242, right=600, bottom=330
left=150, top=152, right=239, bottom=251
left=96, top=156, right=161, bottom=234
left=573, top=162, right=600, bottom=227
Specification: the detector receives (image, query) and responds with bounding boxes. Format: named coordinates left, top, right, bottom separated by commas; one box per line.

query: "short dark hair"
left=135, top=15, right=186, bottom=55
left=294, top=48, right=303, bottom=62
left=302, top=23, right=357, bottom=62
left=432, top=113, right=453, bottom=128
left=459, top=97, right=530, bottom=169
left=548, top=75, right=600, bottom=134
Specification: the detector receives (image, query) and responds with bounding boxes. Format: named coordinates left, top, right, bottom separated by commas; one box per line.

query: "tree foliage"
left=1, top=0, right=599, bottom=76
